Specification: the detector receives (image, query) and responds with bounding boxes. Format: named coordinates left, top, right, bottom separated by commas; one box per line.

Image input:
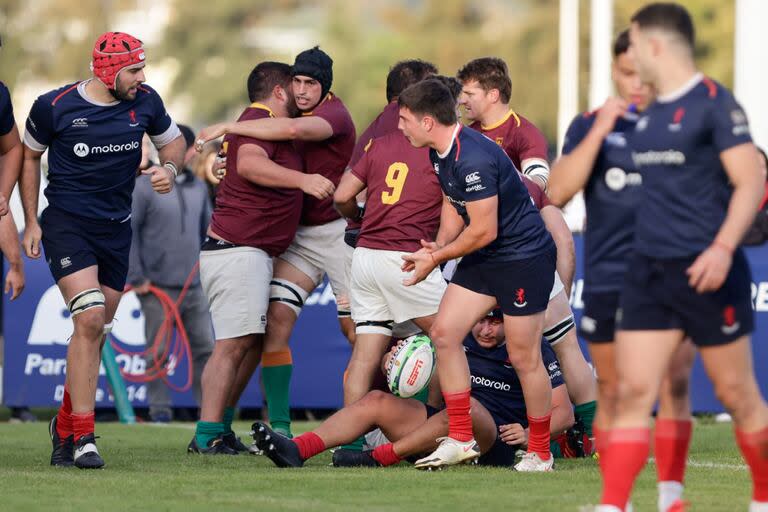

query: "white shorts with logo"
left=200, top=246, right=272, bottom=339
left=351, top=246, right=446, bottom=330
left=280, top=218, right=349, bottom=304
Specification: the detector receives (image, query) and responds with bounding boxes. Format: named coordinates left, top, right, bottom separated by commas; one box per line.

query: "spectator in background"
left=128, top=124, right=214, bottom=422
left=743, top=148, right=768, bottom=246
left=192, top=140, right=223, bottom=203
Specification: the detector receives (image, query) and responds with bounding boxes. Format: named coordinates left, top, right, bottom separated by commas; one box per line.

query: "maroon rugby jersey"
left=294, top=93, right=356, bottom=226
left=210, top=103, right=303, bottom=255
left=521, top=174, right=551, bottom=210
left=350, top=131, right=441, bottom=253
left=470, top=110, right=547, bottom=171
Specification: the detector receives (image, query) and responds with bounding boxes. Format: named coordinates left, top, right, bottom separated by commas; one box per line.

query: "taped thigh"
left=67, top=288, right=105, bottom=317
left=269, top=278, right=310, bottom=316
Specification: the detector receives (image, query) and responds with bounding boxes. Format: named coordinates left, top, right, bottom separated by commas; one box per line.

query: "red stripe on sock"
left=293, top=432, right=325, bottom=461
left=736, top=426, right=768, bottom=502
left=56, top=387, right=73, bottom=440
left=600, top=428, right=650, bottom=508
left=372, top=443, right=401, bottom=467
left=443, top=390, right=473, bottom=442
left=72, top=412, right=95, bottom=443
left=654, top=418, right=692, bottom=483
left=527, top=413, right=552, bottom=460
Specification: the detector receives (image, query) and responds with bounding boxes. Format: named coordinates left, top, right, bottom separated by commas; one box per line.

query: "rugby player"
left=20, top=32, right=184, bottom=468
left=190, top=62, right=334, bottom=454
left=250, top=310, right=573, bottom=468
left=548, top=29, right=696, bottom=510
left=597, top=4, right=768, bottom=510
left=457, top=57, right=550, bottom=191
left=196, top=47, right=354, bottom=438
left=398, top=79, right=557, bottom=471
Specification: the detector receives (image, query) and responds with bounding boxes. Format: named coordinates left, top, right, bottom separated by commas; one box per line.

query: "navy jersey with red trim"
left=0, top=82, right=15, bottom=136
left=630, top=76, right=753, bottom=258
left=465, top=335, right=564, bottom=428
left=24, top=80, right=178, bottom=221
left=432, top=125, right=554, bottom=262
left=563, top=111, right=640, bottom=292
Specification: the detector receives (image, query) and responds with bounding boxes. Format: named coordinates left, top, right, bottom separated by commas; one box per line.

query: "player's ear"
left=422, top=115, right=434, bottom=132
left=273, top=84, right=285, bottom=103
left=488, top=88, right=500, bottom=104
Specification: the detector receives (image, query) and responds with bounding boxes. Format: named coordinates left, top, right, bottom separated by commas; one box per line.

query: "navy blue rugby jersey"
left=562, top=111, right=641, bottom=292
left=465, top=334, right=564, bottom=428
left=24, top=80, right=180, bottom=221
left=431, top=125, right=554, bottom=263
left=0, top=82, right=15, bottom=136
left=629, top=75, right=753, bottom=258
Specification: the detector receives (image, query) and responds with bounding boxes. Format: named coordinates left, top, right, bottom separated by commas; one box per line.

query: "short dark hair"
left=456, top=57, right=512, bottom=103
left=631, top=2, right=695, bottom=50
left=247, top=61, right=293, bottom=103
left=432, top=75, right=462, bottom=103
left=177, top=124, right=195, bottom=150
left=385, top=59, right=438, bottom=103
left=398, top=79, right=457, bottom=126
left=613, top=29, right=631, bottom=58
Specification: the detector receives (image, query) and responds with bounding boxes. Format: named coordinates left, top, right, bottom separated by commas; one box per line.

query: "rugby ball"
left=386, top=334, right=436, bottom=398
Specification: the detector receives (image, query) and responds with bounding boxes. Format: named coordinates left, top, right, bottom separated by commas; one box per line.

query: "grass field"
left=0, top=419, right=753, bottom=511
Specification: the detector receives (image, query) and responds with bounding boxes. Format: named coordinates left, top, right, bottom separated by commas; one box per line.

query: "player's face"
left=292, top=75, right=323, bottom=111
left=398, top=107, right=429, bottom=148
left=472, top=318, right=504, bottom=349
left=114, top=65, right=146, bottom=101
left=612, top=52, right=653, bottom=111
left=459, top=80, right=491, bottom=123
left=629, top=24, right=656, bottom=85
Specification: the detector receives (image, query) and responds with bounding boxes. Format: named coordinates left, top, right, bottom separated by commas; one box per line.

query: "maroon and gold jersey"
left=470, top=110, right=548, bottom=171
left=350, top=131, right=441, bottom=253
left=349, top=101, right=399, bottom=167
left=295, top=93, right=356, bottom=226
left=522, top=174, right=550, bottom=210
left=211, top=104, right=303, bottom=255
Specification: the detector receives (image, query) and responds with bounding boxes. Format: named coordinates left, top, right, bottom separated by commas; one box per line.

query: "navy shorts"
left=40, top=206, right=132, bottom=292
left=478, top=436, right=517, bottom=467
left=619, top=250, right=754, bottom=347
left=578, top=291, right=620, bottom=344
left=451, top=246, right=556, bottom=317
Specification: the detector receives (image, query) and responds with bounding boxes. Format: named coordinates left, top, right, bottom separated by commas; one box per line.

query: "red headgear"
left=91, top=32, right=145, bottom=90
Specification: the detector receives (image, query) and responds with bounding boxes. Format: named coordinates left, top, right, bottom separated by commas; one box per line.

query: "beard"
left=110, top=76, right=137, bottom=101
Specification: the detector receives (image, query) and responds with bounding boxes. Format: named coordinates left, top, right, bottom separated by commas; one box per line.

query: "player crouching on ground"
left=250, top=310, right=573, bottom=469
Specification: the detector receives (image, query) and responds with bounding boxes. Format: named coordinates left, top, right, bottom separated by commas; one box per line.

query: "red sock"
left=527, top=413, right=552, bottom=460
left=735, top=426, right=768, bottom=502
left=600, top=427, right=650, bottom=508
left=56, top=387, right=73, bottom=440
left=655, top=418, right=692, bottom=483
left=372, top=443, right=401, bottom=467
left=293, top=432, right=326, bottom=461
left=72, top=412, right=95, bottom=443
left=443, top=390, right=473, bottom=442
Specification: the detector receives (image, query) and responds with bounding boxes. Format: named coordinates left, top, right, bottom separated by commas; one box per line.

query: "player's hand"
left=143, top=165, right=174, bottom=194
left=195, top=123, right=230, bottom=152
left=686, top=243, right=733, bottom=293
left=132, top=280, right=152, bottom=295
left=499, top=423, right=528, bottom=447
left=401, top=250, right=437, bottom=286
left=301, top=174, right=335, bottom=200
left=401, top=240, right=439, bottom=273
left=4, top=263, right=25, bottom=300
left=593, top=97, right=628, bottom=138
left=23, top=221, right=42, bottom=259
left=0, top=193, right=8, bottom=217
left=207, top=155, right=227, bottom=184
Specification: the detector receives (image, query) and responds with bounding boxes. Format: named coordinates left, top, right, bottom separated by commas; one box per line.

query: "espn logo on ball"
left=387, top=334, right=436, bottom=398
left=406, top=359, right=424, bottom=387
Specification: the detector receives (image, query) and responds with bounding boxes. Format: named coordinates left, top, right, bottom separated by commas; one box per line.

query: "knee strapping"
left=269, top=278, right=309, bottom=316
left=544, top=315, right=575, bottom=346
left=355, top=320, right=393, bottom=336
left=67, top=288, right=105, bottom=317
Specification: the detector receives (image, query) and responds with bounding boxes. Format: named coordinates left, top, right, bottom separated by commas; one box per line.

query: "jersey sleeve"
left=457, top=151, right=499, bottom=202
left=561, top=114, right=590, bottom=156
left=515, top=120, right=549, bottom=162
left=314, top=100, right=354, bottom=138
left=710, top=90, right=752, bottom=154
left=0, top=83, right=15, bottom=136
left=24, top=95, right=55, bottom=152
left=145, top=88, right=181, bottom=148
left=541, top=342, right=565, bottom=388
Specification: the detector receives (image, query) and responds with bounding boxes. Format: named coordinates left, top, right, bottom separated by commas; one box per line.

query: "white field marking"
left=648, top=456, right=746, bottom=471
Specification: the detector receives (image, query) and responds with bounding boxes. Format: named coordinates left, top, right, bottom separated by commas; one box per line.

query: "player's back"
left=212, top=103, right=303, bottom=255
left=470, top=110, right=548, bottom=171
left=350, top=131, right=441, bottom=253
left=630, top=76, right=751, bottom=259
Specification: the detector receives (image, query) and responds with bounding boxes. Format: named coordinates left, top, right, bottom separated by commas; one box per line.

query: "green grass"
left=0, top=420, right=752, bottom=511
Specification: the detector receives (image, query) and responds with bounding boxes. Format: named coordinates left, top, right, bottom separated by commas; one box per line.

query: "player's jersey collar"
left=301, top=92, right=333, bottom=116
left=657, top=72, right=703, bottom=103
left=481, top=108, right=520, bottom=130
left=436, top=123, right=462, bottom=159
left=249, top=102, right=276, bottom=118
left=77, top=79, right=120, bottom=107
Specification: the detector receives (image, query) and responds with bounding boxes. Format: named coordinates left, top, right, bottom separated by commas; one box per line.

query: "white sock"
left=658, top=481, right=684, bottom=512
left=750, top=501, right=768, bottom=512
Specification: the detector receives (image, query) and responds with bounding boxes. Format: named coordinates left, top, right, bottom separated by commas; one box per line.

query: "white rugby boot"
left=414, top=436, right=480, bottom=470
left=513, top=451, right=555, bottom=472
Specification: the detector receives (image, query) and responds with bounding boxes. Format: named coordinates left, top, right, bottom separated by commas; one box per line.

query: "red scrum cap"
left=91, top=32, right=145, bottom=89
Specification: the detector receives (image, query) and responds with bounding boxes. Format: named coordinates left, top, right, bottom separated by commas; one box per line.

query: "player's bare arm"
left=0, top=124, right=23, bottom=215
left=141, top=135, right=185, bottom=194
left=196, top=116, right=333, bottom=150
left=687, top=142, right=764, bottom=293
left=19, top=146, right=43, bottom=258
left=333, top=171, right=365, bottom=219
left=0, top=210, right=24, bottom=300
left=548, top=98, right=627, bottom=207
left=236, top=143, right=334, bottom=199
left=540, top=204, right=576, bottom=296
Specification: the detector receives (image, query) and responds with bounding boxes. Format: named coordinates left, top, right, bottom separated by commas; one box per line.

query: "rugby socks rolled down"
left=293, top=432, right=325, bottom=461
left=72, top=412, right=95, bottom=442
left=655, top=418, right=693, bottom=510
left=735, top=426, right=768, bottom=503
left=600, top=427, right=650, bottom=508
left=222, top=407, right=236, bottom=434
left=444, top=390, right=474, bottom=442
left=195, top=421, right=224, bottom=448
left=263, top=349, right=294, bottom=438
left=56, top=386, right=74, bottom=440
left=527, top=413, right=552, bottom=460
left=372, top=443, right=401, bottom=466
